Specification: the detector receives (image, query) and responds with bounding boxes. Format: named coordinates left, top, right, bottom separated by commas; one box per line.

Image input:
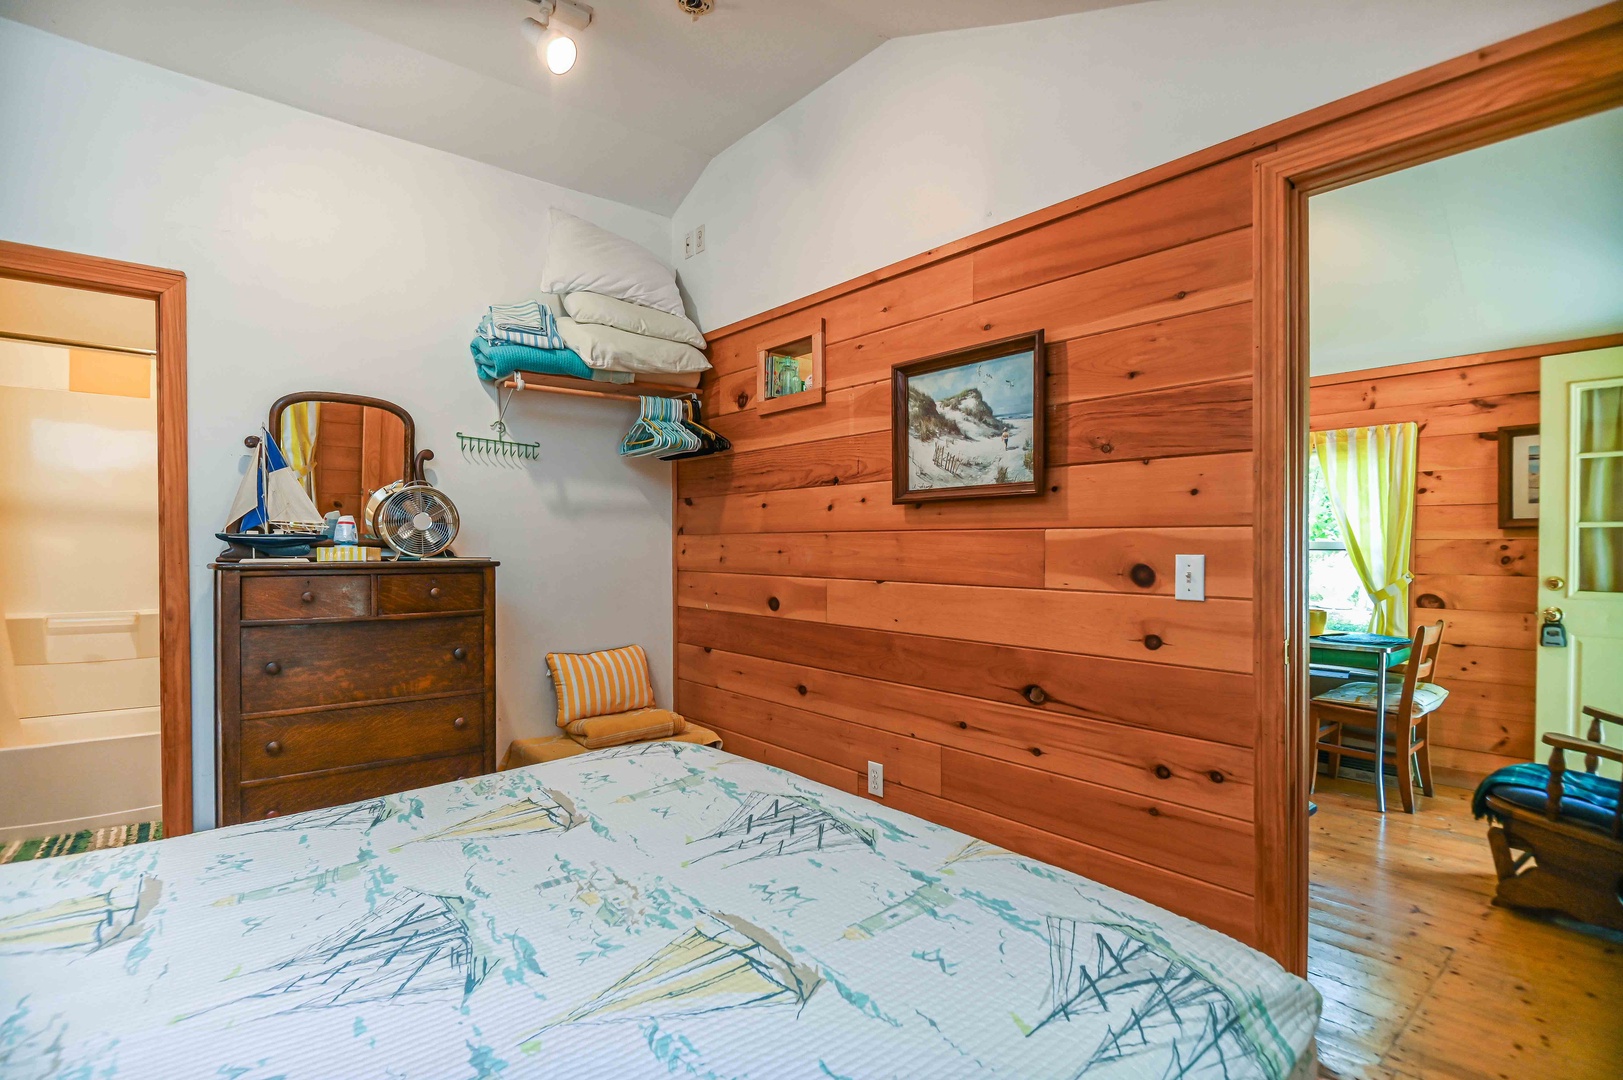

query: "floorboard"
left=1309, top=778, right=1623, bottom=1080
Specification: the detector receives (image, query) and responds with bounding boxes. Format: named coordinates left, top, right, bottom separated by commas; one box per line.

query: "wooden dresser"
left=214, top=560, right=497, bottom=825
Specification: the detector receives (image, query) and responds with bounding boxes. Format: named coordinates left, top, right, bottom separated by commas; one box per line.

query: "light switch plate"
left=1175, top=554, right=1206, bottom=601
left=695, top=224, right=706, bottom=253
left=683, top=231, right=694, bottom=259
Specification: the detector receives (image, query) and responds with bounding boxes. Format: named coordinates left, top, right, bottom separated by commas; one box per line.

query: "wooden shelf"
left=500, top=370, right=697, bottom=402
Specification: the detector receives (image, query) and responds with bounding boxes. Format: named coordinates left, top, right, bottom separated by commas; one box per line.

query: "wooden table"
left=1308, top=632, right=1413, bottom=813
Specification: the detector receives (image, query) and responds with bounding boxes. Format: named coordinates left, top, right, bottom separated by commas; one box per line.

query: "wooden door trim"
left=1253, top=6, right=1623, bottom=973
left=0, top=240, right=192, bottom=838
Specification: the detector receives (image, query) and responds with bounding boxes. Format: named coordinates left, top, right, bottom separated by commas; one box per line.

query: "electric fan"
left=366, top=480, right=460, bottom=559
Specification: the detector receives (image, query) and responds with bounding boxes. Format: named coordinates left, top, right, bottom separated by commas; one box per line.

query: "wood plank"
left=1430, top=609, right=1537, bottom=650
left=1415, top=466, right=1503, bottom=506
left=1426, top=744, right=1522, bottom=785
left=1414, top=538, right=1537, bottom=576
left=1044, top=526, right=1253, bottom=598
left=677, top=607, right=1257, bottom=747
left=1311, top=391, right=1539, bottom=439
left=1414, top=503, right=1529, bottom=539
left=1416, top=432, right=1499, bottom=472
left=676, top=571, right=827, bottom=621
left=680, top=681, right=943, bottom=795
left=677, top=430, right=891, bottom=499
left=1050, top=377, right=1253, bottom=464
left=705, top=724, right=862, bottom=796
left=820, top=228, right=1252, bottom=393
left=1411, top=573, right=1539, bottom=613
left=679, top=644, right=1254, bottom=819
left=939, top=748, right=1255, bottom=894
left=1310, top=358, right=1538, bottom=415
left=1049, top=302, right=1252, bottom=405
left=825, top=579, right=1255, bottom=673
left=880, top=783, right=1257, bottom=944
left=971, top=155, right=1254, bottom=300
left=678, top=453, right=1254, bottom=534
left=1431, top=643, right=1536, bottom=688
left=678, top=530, right=1047, bottom=588
left=708, top=380, right=889, bottom=455
left=821, top=255, right=976, bottom=344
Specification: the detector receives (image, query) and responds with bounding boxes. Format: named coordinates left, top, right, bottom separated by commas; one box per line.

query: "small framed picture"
left=891, top=332, right=1045, bottom=504
left=756, top=319, right=825, bottom=415
left=1496, top=423, right=1539, bottom=528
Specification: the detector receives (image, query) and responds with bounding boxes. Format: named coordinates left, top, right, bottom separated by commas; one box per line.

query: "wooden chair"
left=1473, top=706, right=1623, bottom=932
left=1309, top=621, right=1447, bottom=813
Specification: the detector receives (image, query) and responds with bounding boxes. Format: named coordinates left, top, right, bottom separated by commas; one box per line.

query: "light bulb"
left=545, top=34, right=577, bottom=75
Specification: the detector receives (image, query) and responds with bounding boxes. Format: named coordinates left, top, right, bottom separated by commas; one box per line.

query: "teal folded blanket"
left=471, top=336, right=604, bottom=382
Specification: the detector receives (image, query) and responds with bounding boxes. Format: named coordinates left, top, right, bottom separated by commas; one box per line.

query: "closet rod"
left=499, top=370, right=697, bottom=402
left=0, top=328, right=157, bottom=357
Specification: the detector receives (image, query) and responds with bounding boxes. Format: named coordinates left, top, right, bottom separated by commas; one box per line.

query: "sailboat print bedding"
left=0, top=743, right=1319, bottom=1079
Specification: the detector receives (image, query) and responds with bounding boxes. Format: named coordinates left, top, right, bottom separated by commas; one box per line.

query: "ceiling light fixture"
left=521, top=0, right=594, bottom=76
left=676, top=0, right=714, bottom=19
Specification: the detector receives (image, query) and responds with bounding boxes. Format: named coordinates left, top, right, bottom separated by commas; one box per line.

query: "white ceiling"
left=1309, top=106, right=1623, bottom=376
left=0, top=0, right=1143, bottom=215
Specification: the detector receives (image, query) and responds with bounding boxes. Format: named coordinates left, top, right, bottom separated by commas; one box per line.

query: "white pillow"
left=556, top=316, right=711, bottom=376
left=537, top=291, right=565, bottom=316
left=563, top=291, right=706, bottom=349
left=542, top=208, right=686, bottom=317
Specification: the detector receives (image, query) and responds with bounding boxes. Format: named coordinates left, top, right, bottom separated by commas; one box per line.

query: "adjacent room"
left=0, top=2, right=1618, bottom=1078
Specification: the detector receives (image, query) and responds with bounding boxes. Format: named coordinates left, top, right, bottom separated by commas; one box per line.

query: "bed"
left=0, top=743, right=1319, bottom=1078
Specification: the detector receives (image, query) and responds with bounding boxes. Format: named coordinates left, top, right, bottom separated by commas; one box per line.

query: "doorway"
left=0, top=241, right=190, bottom=843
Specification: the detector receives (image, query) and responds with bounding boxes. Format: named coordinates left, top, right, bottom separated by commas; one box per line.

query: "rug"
left=0, top=821, right=163, bottom=865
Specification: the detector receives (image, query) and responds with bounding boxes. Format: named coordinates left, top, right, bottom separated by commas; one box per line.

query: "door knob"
left=1543, top=576, right=1565, bottom=591
left=1541, top=607, right=1564, bottom=624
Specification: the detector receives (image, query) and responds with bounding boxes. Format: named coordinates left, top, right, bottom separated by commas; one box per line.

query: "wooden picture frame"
left=1496, top=423, right=1540, bottom=529
left=756, top=318, right=825, bottom=415
left=891, top=331, right=1045, bottom=504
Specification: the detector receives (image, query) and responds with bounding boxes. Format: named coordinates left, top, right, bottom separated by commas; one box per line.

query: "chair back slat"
left=1392, top=620, right=1446, bottom=723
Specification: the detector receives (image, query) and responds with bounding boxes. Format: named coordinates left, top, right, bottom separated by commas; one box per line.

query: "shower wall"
left=0, top=280, right=161, bottom=840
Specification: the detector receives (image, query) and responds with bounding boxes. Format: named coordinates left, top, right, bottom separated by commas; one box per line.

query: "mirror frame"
left=265, top=391, right=427, bottom=484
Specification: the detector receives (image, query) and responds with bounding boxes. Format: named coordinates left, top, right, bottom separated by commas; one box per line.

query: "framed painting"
left=1496, top=422, right=1540, bottom=529
left=891, top=331, right=1045, bottom=504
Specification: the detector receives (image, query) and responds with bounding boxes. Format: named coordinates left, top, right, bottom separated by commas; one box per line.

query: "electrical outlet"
left=683, top=230, right=694, bottom=259
left=866, top=760, right=884, bottom=797
left=695, top=224, right=706, bottom=254
left=1175, top=554, right=1206, bottom=601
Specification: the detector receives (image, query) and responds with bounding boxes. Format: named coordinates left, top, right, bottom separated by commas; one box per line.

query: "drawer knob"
left=301, top=590, right=314, bottom=603
left=265, top=740, right=282, bottom=755
left=453, top=716, right=467, bottom=729
left=452, top=647, right=468, bottom=661
left=429, top=586, right=442, bottom=599
left=263, top=809, right=280, bottom=818
left=264, top=661, right=282, bottom=675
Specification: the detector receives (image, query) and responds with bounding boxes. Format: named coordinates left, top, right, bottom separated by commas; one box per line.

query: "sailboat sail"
left=226, top=441, right=268, bottom=532
left=261, top=429, right=325, bottom=528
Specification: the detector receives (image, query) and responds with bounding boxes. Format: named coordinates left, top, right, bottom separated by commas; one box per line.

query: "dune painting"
left=893, top=334, right=1044, bottom=502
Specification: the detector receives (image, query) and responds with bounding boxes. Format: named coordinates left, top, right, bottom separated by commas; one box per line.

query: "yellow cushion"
left=1313, top=680, right=1449, bottom=717
left=547, top=644, right=654, bottom=725
left=500, top=735, right=594, bottom=770
left=568, top=707, right=686, bottom=749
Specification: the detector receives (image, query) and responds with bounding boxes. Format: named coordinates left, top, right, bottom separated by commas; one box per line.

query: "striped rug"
left=0, top=821, right=163, bottom=865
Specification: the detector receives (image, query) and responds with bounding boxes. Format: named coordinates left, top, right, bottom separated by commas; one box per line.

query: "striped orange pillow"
left=546, top=645, right=654, bottom=726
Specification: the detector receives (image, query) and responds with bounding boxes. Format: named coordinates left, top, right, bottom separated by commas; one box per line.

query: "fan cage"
left=373, top=484, right=459, bottom=558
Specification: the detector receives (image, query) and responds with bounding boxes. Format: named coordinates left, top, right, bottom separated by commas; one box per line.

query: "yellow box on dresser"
left=213, top=559, right=498, bottom=824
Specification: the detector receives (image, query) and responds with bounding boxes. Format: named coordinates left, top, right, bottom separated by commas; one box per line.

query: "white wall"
left=1310, top=106, right=1623, bottom=375
left=0, top=18, right=680, bottom=829
left=671, top=0, right=1600, bottom=331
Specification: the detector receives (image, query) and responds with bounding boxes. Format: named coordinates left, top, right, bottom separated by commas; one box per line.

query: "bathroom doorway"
left=0, top=242, right=190, bottom=849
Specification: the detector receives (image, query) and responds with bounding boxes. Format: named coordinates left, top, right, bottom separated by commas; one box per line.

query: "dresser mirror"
left=266, top=392, right=427, bottom=520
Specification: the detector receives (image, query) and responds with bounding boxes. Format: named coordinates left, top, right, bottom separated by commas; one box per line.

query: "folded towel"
left=470, top=335, right=632, bottom=384
left=482, top=300, right=565, bottom=350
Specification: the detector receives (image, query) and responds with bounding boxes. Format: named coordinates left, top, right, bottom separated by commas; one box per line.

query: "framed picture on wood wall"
left=891, top=331, right=1045, bottom=504
left=1496, top=422, right=1540, bottom=529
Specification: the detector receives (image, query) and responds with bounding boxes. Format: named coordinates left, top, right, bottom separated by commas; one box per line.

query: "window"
left=1308, top=455, right=1373, bottom=631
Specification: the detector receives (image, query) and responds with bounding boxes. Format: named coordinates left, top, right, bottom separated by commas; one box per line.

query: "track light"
left=522, top=1, right=593, bottom=75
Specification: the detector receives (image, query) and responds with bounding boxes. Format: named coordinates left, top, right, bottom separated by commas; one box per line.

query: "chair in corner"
left=1309, top=621, right=1447, bottom=813
left=1471, top=706, right=1623, bottom=932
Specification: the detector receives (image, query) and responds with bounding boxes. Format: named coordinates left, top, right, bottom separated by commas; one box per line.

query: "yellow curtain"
left=1311, top=422, right=1419, bottom=635
left=279, top=401, right=320, bottom=496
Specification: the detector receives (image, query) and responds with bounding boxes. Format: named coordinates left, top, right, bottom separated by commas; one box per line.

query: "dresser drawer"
left=377, top=571, right=483, bottom=615
left=240, top=693, right=485, bottom=781
left=239, top=752, right=485, bottom=821
left=240, top=616, right=485, bottom=712
left=241, top=574, right=371, bottom=620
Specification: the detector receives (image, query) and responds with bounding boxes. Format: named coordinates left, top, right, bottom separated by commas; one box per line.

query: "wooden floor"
left=1309, top=777, right=1623, bottom=1079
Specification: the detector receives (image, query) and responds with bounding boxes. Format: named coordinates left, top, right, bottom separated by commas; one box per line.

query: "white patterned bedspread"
left=0, top=743, right=1319, bottom=1078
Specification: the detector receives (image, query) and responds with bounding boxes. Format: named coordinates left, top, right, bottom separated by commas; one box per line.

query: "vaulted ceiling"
left=0, top=0, right=1145, bottom=213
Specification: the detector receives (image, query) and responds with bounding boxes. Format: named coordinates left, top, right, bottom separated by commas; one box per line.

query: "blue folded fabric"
left=470, top=335, right=631, bottom=384
left=1472, top=760, right=1619, bottom=832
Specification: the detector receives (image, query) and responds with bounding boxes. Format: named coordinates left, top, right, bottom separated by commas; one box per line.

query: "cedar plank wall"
left=1311, top=351, right=1541, bottom=788
left=675, top=152, right=1264, bottom=944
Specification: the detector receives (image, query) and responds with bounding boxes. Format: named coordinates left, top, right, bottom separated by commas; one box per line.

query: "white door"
left=1537, top=347, right=1623, bottom=779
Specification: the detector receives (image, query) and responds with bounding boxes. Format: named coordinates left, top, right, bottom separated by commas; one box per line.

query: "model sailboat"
left=218, top=428, right=327, bottom=557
